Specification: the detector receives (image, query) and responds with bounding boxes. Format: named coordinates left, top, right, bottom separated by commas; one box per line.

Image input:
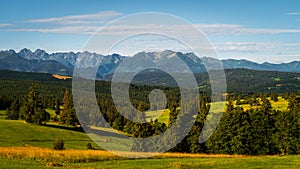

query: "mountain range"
left=1, top=48, right=300, bottom=77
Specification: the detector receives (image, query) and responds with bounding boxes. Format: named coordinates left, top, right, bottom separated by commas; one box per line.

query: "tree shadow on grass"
left=43, top=123, right=85, bottom=133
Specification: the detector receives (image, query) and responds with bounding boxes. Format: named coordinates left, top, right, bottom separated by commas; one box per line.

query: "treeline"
left=205, top=94, right=300, bottom=155
left=5, top=84, right=79, bottom=126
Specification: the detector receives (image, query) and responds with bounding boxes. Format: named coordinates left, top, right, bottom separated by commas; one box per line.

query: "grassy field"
left=145, top=109, right=170, bottom=125
left=270, top=97, right=289, bottom=111
left=0, top=148, right=300, bottom=169
left=209, top=97, right=289, bottom=113
left=0, top=119, right=138, bottom=151
left=0, top=119, right=99, bottom=149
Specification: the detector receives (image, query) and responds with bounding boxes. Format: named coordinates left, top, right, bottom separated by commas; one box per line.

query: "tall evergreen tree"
left=6, top=99, right=20, bottom=120
left=60, top=89, right=79, bottom=126
left=55, top=98, right=60, bottom=115
left=21, top=84, right=49, bottom=125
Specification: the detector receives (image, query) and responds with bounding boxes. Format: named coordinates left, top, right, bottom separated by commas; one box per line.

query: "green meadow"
left=1, top=154, right=300, bottom=169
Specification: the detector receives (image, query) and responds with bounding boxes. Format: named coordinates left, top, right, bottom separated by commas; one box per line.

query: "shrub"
left=86, top=142, right=93, bottom=150
left=53, top=139, right=64, bottom=150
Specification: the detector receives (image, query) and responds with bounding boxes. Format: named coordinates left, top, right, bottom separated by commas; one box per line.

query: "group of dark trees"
left=206, top=94, right=300, bottom=155
left=5, top=84, right=78, bottom=126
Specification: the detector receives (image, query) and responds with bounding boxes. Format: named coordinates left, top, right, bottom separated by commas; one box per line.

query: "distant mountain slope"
left=0, top=51, right=72, bottom=75
left=16, top=48, right=125, bottom=77
left=0, top=70, right=64, bottom=81
left=1, top=49, right=300, bottom=77
left=222, top=59, right=300, bottom=73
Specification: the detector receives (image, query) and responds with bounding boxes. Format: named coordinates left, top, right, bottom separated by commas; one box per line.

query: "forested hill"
left=104, top=68, right=300, bottom=93
left=1, top=69, right=300, bottom=94
left=0, top=70, right=65, bottom=82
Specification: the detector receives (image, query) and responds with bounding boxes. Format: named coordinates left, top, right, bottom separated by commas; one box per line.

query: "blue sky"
left=0, top=0, right=300, bottom=63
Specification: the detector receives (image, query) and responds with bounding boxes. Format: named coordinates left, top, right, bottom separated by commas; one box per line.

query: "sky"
left=0, top=0, right=300, bottom=63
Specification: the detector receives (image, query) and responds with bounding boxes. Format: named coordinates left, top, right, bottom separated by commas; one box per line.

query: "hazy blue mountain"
left=14, top=48, right=125, bottom=77
left=1, top=49, right=300, bottom=77
left=0, top=50, right=72, bottom=75
left=221, top=59, right=300, bottom=73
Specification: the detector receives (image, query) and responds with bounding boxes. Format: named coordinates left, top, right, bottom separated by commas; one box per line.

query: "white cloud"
left=24, top=11, right=122, bottom=25
left=2, top=11, right=300, bottom=36
left=216, top=42, right=279, bottom=53
left=195, top=24, right=300, bottom=35
left=7, top=26, right=98, bottom=34
left=214, top=41, right=300, bottom=63
left=287, top=12, right=300, bottom=15
left=0, top=24, right=13, bottom=27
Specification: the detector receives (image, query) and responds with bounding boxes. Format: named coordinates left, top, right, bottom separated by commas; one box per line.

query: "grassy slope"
left=0, top=119, right=99, bottom=149
left=0, top=119, right=136, bottom=151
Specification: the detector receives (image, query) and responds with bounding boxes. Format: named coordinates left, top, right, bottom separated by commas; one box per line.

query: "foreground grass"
left=0, top=147, right=299, bottom=169
left=64, top=156, right=300, bottom=169
left=0, top=147, right=248, bottom=162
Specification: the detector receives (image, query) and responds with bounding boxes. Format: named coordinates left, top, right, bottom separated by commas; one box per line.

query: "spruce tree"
left=55, top=98, right=60, bottom=115
left=6, top=99, right=20, bottom=120
left=60, top=89, right=79, bottom=126
left=21, top=84, right=49, bottom=125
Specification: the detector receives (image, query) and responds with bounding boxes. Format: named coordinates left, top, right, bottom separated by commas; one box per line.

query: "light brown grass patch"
left=0, top=146, right=254, bottom=163
left=52, top=74, right=72, bottom=80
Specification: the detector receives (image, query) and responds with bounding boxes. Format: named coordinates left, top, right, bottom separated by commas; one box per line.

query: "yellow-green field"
left=270, top=97, right=289, bottom=111
left=209, top=97, right=289, bottom=113
left=145, top=109, right=170, bottom=125
left=0, top=146, right=299, bottom=169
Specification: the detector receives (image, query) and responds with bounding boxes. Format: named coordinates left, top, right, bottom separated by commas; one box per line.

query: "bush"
left=86, top=142, right=93, bottom=150
left=53, top=139, right=64, bottom=150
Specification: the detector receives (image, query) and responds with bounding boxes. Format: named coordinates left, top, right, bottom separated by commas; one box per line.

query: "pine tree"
left=55, top=98, right=60, bottom=115
left=6, top=99, right=20, bottom=120
left=226, top=99, right=235, bottom=113
left=21, top=84, right=49, bottom=125
left=288, top=93, right=298, bottom=112
left=60, top=89, right=79, bottom=126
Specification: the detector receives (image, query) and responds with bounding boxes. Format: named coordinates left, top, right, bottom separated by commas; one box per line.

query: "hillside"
left=105, top=68, right=300, bottom=93
left=1, top=69, right=300, bottom=95
left=0, top=119, right=98, bottom=149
